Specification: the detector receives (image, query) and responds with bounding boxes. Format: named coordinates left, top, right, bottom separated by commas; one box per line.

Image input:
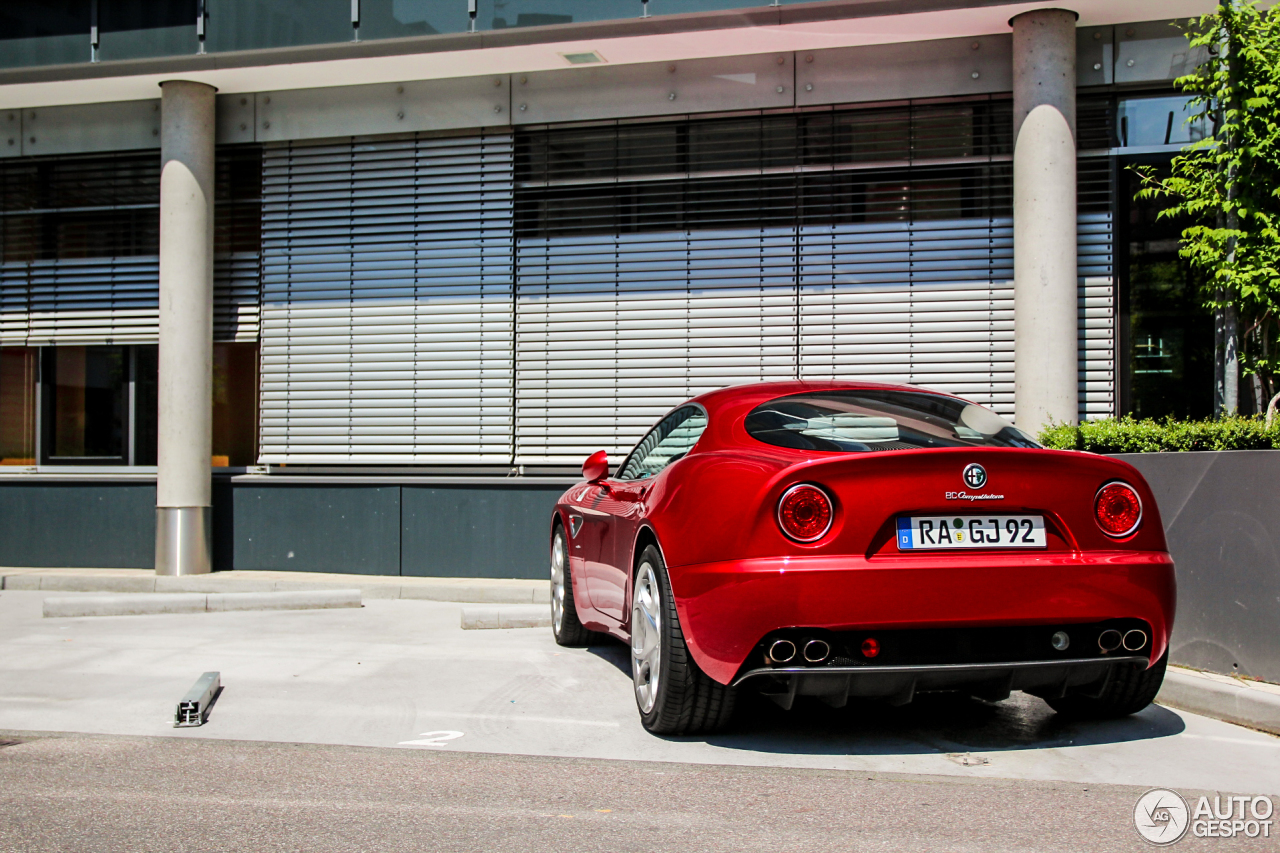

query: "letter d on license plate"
left=897, top=515, right=1046, bottom=550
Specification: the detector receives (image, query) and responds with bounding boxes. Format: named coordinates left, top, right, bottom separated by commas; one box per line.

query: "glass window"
left=212, top=342, right=258, bottom=467
left=618, top=405, right=707, bottom=480
left=1118, top=96, right=1208, bottom=149
left=358, top=0, right=470, bottom=39
left=745, top=390, right=1038, bottom=453
left=133, top=346, right=158, bottom=465
left=0, top=2, right=90, bottom=69
left=205, top=0, right=352, bottom=52
left=647, top=0, right=774, bottom=13
left=1120, top=160, right=1214, bottom=419
left=44, top=345, right=128, bottom=463
left=476, top=0, right=638, bottom=31
left=31, top=343, right=258, bottom=467
left=0, top=348, right=37, bottom=465
left=98, top=0, right=198, bottom=62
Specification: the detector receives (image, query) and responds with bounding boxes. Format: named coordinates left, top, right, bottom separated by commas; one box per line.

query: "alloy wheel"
left=550, top=532, right=567, bottom=634
left=632, top=561, right=663, bottom=714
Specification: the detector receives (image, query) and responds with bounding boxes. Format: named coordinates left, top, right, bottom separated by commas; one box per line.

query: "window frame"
left=615, top=403, right=709, bottom=482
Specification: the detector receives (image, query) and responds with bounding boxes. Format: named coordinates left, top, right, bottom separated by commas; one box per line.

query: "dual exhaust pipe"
left=768, top=627, right=1147, bottom=665
left=1099, top=628, right=1147, bottom=653
left=768, top=638, right=829, bottom=665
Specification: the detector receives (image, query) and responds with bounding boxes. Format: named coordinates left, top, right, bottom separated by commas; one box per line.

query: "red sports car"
left=549, top=381, right=1175, bottom=735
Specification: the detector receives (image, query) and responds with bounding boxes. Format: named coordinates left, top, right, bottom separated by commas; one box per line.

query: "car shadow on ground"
left=584, top=637, right=1185, bottom=756
left=698, top=691, right=1187, bottom=757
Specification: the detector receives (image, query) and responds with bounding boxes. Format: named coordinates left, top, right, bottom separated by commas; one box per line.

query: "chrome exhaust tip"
left=803, top=639, right=830, bottom=664
left=1098, top=629, right=1123, bottom=653
left=768, top=639, right=797, bottom=664
left=1122, top=629, right=1148, bottom=652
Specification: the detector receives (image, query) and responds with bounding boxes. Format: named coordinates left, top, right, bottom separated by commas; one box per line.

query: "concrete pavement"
left=1, top=588, right=1277, bottom=797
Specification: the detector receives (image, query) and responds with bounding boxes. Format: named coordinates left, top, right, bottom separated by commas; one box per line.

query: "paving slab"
left=0, top=588, right=1276, bottom=796
left=461, top=605, right=553, bottom=629
left=42, top=589, right=363, bottom=618
left=0, top=568, right=547, bottom=604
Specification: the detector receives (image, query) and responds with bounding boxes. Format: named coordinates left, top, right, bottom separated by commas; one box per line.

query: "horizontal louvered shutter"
left=798, top=219, right=1016, bottom=413
left=215, top=252, right=261, bottom=341
left=24, top=256, right=160, bottom=344
left=215, top=145, right=264, bottom=342
left=515, top=102, right=1021, bottom=465
left=515, top=224, right=799, bottom=465
left=1078, top=156, right=1116, bottom=420
left=258, top=132, right=514, bottom=463
left=0, top=152, right=160, bottom=345
left=0, top=148, right=262, bottom=346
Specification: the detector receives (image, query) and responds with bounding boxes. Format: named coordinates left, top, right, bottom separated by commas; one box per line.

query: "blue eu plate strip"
left=896, top=517, right=913, bottom=550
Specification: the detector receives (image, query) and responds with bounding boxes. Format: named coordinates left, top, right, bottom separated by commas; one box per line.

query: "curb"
left=1157, top=667, right=1280, bottom=736
left=2, top=570, right=548, bottom=605
left=461, top=605, right=551, bottom=630
left=42, top=589, right=362, bottom=618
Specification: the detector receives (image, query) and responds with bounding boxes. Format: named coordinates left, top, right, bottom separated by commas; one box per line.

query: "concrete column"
left=155, top=80, right=216, bottom=576
left=1012, top=9, right=1078, bottom=433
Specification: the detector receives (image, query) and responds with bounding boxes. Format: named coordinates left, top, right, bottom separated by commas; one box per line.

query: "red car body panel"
left=553, top=381, right=1176, bottom=686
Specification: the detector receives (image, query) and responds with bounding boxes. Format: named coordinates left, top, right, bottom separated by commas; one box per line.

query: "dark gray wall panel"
left=232, top=485, right=400, bottom=575
left=1116, top=451, right=1280, bottom=684
left=0, top=483, right=155, bottom=568
left=401, top=485, right=562, bottom=579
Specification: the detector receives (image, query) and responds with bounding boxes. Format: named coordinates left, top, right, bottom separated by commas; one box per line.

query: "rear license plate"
left=896, top=515, right=1046, bottom=550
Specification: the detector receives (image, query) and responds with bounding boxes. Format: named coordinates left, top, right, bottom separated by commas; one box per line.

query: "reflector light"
left=1094, top=481, right=1142, bottom=537
left=777, top=484, right=833, bottom=542
left=861, top=638, right=880, bottom=658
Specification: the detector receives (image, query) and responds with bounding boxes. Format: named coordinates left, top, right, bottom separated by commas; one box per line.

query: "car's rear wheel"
left=550, top=526, right=593, bottom=647
left=1046, top=651, right=1168, bottom=719
left=631, top=544, right=735, bottom=735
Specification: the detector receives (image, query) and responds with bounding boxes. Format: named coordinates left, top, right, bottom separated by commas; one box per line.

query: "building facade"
left=0, top=0, right=1220, bottom=576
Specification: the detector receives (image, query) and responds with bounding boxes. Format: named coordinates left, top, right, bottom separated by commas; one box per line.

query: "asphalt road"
left=0, top=731, right=1264, bottom=853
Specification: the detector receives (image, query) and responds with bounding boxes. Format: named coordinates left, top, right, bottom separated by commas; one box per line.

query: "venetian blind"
left=515, top=100, right=1036, bottom=465
left=0, top=148, right=263, bottom=346
left=257, top=131, right=515, bottom=463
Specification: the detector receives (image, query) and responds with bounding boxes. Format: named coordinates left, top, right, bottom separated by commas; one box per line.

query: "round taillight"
left=1095, top=481, right=1142, bottom=537
left=777, top=484, right=833, bottom=542
left=861, top=638, right=880, bottom=659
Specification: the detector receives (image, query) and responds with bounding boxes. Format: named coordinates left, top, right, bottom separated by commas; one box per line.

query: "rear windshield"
left=744, top=390, right=1039, bottom=452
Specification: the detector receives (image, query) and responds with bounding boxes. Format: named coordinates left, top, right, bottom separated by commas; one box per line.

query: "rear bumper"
left=733, top=656, right=1149, bottom=710
left=670, top=551, right=1176, bottom=685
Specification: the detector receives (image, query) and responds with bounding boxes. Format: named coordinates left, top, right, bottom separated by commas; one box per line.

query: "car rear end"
left=665, top=387, right=1175, bottom=710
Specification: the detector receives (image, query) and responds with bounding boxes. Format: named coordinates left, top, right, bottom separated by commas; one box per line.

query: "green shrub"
left=1038, top=416, right=1280, bottom=453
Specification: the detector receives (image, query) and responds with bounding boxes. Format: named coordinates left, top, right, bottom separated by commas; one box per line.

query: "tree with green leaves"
left=1134, top=0, right=1280, bottom=425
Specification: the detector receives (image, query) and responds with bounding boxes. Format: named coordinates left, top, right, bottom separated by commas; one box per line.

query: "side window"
left=617, top=406, right=708, bottom=481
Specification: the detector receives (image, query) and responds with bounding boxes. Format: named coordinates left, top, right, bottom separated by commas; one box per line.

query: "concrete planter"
left=1116, top=451, right=1280, bottom=684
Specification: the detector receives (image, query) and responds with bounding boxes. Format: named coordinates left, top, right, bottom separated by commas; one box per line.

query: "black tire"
left=1046, top=652, right=1168, bottom=719
left=631, top=544, right=736, bottom=735
left=550, top=525, right=594, bottom=647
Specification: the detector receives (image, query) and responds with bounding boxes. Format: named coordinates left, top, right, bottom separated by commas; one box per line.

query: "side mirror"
left=582, top=450, right=609, bottom=484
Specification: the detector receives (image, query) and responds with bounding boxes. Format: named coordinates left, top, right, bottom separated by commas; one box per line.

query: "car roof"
left=688, top=380, right=962, bottom=413
left=682, top=380, right=972, bottom=453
